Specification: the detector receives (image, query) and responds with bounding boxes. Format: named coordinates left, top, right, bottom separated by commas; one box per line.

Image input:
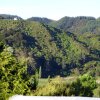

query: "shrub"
left=33, top=75, right=97, bottom=97
left=71, top=74, right=97, bottom=96
left=93, top=85, right=100, bottom=97
left=33, top=76, right=66, bottom=96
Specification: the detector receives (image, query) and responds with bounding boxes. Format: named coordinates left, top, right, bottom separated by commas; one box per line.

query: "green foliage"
left=0, top=45, right=38, bottom=100
left=30, top=16, right=100, bottom=34
left=0, top=14, right=22, bottom=20
left=0, top=16, right=100, bottom=98
left=27, top=17, right=53, bottom=24
left=50, top=16, right=100, bottom=34
left=83, top=61, right=100, bottom=77
left=93, top=85, right=100, bottom=97
left=56, top=32, right=89, bottom=65
left=70, top=74, right=97, bottom=96
left=64, top=74, right=97, bottom=96
left=33, top=76, right=66, bottom=96
left=71, top=68, right=80, bottom=76
left=33, top=75, right=97, bottom=96
left=0, top=19, right=100, bottom=78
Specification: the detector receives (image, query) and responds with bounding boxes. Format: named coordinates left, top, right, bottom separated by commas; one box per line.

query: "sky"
left=0, top=0, right=100, bottom=20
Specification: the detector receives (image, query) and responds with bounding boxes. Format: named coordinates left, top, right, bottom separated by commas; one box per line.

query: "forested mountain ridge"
left=0, top=14, right=22, bottom=20
left=27, top=16, right=100, bottom=34
left=0, top=19, right=100, bottom=77
left=27, top=17, right=53, bottom=24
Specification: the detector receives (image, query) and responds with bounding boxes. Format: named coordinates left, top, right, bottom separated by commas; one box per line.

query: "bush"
left=0, top=46, right=38, bottom=100
left=33, top=75, right=97, bottom=97
left=93, top=85, right=100, bottom=97
left=33, top=76, right=66, bottom=96
left=71, top=74, right=97, bottom=96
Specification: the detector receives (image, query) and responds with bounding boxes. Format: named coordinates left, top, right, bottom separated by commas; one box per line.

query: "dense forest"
left=0, top=14, right=100, bottom=99
left=28, top=16, right=100, bottom=34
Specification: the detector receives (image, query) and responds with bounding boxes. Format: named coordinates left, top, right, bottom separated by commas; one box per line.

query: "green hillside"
left=27, top=17, right=53, bottom=24
left=28, top=16, right=100, bottom=34
left=0, top=17, right=100, bottom=99
left=0, top=14, right=22, bottom=20
left=0, top=19, right=99, bottom=77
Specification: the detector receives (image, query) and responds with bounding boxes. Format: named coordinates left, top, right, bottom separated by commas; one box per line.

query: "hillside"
left=0, top=14, right=22, bottom=20
left=0, top=17, right=100, bottom=99
left=28, top=16, right=100, bottom=34
left=0, top=19, right=100, bottom=77
left=27, top=17, right=53, bottom=24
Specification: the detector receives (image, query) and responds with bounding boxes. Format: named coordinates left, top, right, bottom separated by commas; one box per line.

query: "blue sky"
left=0, top=0, right=100, bottom=20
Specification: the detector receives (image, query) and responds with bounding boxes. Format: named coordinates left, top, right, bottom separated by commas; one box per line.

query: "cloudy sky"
left=0, top=0, right=100, bottom=20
